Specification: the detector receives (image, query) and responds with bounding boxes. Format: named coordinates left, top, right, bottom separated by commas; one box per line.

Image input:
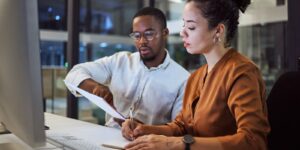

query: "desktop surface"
left=0, top=113, right=129, bottom=150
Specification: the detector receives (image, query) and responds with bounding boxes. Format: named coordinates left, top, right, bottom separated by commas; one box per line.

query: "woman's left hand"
left=125, top=134, right=180, bottom=150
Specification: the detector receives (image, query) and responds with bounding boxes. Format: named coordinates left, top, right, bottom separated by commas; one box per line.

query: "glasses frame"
left=129, top=30, right=159, bottom=41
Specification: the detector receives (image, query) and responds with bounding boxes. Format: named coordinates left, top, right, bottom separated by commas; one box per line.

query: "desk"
left=0, top=113, right=129, bottom=150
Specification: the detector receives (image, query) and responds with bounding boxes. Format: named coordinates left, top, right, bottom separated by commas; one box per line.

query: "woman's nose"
left=179, top=29, right=186, bottom=38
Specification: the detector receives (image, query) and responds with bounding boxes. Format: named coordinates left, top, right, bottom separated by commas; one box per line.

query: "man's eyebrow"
left=145, top=28, right=155, bottom=31
left=132, top=28, right=155, bottom=32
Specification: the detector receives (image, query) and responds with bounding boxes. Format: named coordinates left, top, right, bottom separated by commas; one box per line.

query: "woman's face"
left=180, top=1, right=216, bottom=54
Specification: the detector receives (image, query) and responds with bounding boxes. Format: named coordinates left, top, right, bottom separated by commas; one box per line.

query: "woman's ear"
left=213, top=23, right=226, bottom=44
left=215, top=23, right=225, bottom=37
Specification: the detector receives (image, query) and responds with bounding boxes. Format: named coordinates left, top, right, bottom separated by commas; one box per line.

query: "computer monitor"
left=0, top=0, right=46, bottom=148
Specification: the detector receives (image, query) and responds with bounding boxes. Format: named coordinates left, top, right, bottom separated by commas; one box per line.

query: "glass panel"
left=38, top=0, right=66, bottom=30
left=79, top=0, right=139, bottom=35
left=38, top=0, right=139, bottom=35
left=90, top=43, right=135, bottom=60
left=237, top=22, right=287, bottom=94
left=40, top=41, right=65, bottom=66
left=40, top=41, right=67, bottom=116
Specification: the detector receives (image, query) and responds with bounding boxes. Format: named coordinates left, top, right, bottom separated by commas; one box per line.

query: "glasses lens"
left=144, top=31, right=155, bottom=41
left=129, top=32, right=141, bottom=40
left=129, top=31, right=156, bottom=41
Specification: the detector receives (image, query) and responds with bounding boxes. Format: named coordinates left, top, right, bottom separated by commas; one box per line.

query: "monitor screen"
left=0, top=0, right=46, bottom=148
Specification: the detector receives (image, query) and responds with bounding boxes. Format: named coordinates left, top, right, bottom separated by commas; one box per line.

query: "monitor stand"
left=0, top=122, right=10, bottom=134
left=0, top=122, right=50, bottom=149
left=0, top=143, right=24, bottom=150
left=0, top=123, right=49, bottom=134
left=0, top=123, right=26, bottom=150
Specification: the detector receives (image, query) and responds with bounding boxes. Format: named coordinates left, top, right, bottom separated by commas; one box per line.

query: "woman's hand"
left=121, top=119, right=145, bottom=141
left=125, top=134, right=181, bottom=150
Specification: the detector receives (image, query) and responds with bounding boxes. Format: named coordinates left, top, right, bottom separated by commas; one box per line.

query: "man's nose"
left=138, top=35, right=148, bottom=44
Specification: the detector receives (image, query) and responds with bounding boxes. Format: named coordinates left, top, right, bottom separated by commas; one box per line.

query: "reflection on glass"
left=237, top=22, right=287, bottom=94
left=40, top=41, right=65, bottom=66
left=38, top=0, right=139, bottom=35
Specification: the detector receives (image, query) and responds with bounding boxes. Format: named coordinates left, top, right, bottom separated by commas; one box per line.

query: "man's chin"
left=140, top=55, right=155, bottom=62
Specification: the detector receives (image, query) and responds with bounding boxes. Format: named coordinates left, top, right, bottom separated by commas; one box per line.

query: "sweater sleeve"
left=216, top=64, right=270, bottom=150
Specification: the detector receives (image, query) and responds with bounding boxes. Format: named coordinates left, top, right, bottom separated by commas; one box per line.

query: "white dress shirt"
left=65, top=50, right=190, bottom=127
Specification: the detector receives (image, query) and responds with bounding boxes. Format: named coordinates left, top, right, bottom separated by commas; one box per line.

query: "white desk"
left=0, top=113, right=129, bottom=150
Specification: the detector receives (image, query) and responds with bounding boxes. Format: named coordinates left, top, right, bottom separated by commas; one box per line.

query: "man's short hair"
left=133, top=7, right=167, bottom=29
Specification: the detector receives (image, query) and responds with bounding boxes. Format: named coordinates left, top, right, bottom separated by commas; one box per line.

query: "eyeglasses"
left=129, top=30, right=158, bottom=41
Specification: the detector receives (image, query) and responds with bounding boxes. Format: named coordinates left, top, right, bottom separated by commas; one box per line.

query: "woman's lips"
left=183, top=42, right=190, bottom=48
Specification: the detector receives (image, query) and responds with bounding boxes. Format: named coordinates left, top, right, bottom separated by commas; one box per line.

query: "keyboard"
left=46, top=132, right=101, bottom=150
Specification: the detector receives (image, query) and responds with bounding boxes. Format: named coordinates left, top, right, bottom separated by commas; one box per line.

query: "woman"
left=122, top=0, right=270, bottom=149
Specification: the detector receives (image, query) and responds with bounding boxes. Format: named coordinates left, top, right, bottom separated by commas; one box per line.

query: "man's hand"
left=121, top=119, right=145, bottom=141
left=92, top=84, right=114, bottom=107
left=79, top=79, right=114, bottom=107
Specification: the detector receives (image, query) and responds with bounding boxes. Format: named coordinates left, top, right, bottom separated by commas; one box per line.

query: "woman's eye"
left=188, top=27, right=195, bottom=30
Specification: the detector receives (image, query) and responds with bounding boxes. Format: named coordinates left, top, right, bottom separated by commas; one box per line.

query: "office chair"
left=267, top=71, right=300, bottom=150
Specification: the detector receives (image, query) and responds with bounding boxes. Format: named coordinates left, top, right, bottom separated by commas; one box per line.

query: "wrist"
left=167, top=137, right=184, bottom=150
left=94, top=83, right=104, bottom=89
left=140, top=124, right=150, bottom=135
left=182, top=134, right=195, bottom=150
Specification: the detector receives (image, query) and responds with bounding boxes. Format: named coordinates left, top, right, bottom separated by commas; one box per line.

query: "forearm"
left=189, top=137, right=223, bottom=150
left=166, top=136, right=222, bottom=150
left=79, top=79, right=113, bottom=105
left=78, top=78, right=99, bottom=93
left=142, top=125, right=175, bottom=136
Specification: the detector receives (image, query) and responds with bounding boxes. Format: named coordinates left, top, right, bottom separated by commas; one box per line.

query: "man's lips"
left=139, top=47, right=151, bottom=55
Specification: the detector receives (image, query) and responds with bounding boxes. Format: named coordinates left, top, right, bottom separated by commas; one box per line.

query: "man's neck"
left=143, top=50, right=167, bottom=68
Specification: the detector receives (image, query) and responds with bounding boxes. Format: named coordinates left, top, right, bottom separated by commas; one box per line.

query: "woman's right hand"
left=121, top=119, right=145, bottom=141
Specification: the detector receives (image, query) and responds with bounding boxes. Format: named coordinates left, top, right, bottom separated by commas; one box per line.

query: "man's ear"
left=163, top=28, right=169, bottom=35
left=163, top=28, right=169, bottom=40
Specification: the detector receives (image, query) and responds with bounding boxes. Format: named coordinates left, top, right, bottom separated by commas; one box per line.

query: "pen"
left=129, top=107, right=134, bottom=140
left=129, top=107, right=134, bottom=130
left=102, top=144, right=124, bottom=150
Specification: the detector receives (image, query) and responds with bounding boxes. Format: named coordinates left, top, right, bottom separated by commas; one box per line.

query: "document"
left=64, top=81, right=125, bottom=120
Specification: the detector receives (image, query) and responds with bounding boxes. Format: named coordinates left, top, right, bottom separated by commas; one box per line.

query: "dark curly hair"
left=132, top=7, right=167, bottom=30
left=187, top=0, right=251, bottom=47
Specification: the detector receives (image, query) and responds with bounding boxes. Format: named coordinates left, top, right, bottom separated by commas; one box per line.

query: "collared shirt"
left=65, top=50, right=190, bottom=127
left=167, top=49, right=270, bottom=150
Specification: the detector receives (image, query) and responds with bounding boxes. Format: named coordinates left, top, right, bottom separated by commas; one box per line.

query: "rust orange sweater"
left=167, top=49, right=270, bottom=150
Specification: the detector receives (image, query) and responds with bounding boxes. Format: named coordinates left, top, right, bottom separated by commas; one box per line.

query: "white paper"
left=64, top=81, right=125, bottom=120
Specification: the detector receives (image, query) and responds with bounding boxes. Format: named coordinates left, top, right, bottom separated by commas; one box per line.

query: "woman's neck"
left=204, top=46, right=230, bottom=73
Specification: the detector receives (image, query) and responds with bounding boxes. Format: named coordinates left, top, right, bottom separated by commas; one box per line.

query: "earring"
left=217, top=36, right=221, bottom=42
left=213, top=36, right=220, bottom=43
left=214, top=33, right=221, bottom=43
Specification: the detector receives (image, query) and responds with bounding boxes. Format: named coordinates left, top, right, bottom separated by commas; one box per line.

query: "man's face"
left=132, top=15, right=167, bottom=62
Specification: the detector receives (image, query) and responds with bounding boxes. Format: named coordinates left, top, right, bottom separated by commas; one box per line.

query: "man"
left=65, top=7, right=189, bottom=128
